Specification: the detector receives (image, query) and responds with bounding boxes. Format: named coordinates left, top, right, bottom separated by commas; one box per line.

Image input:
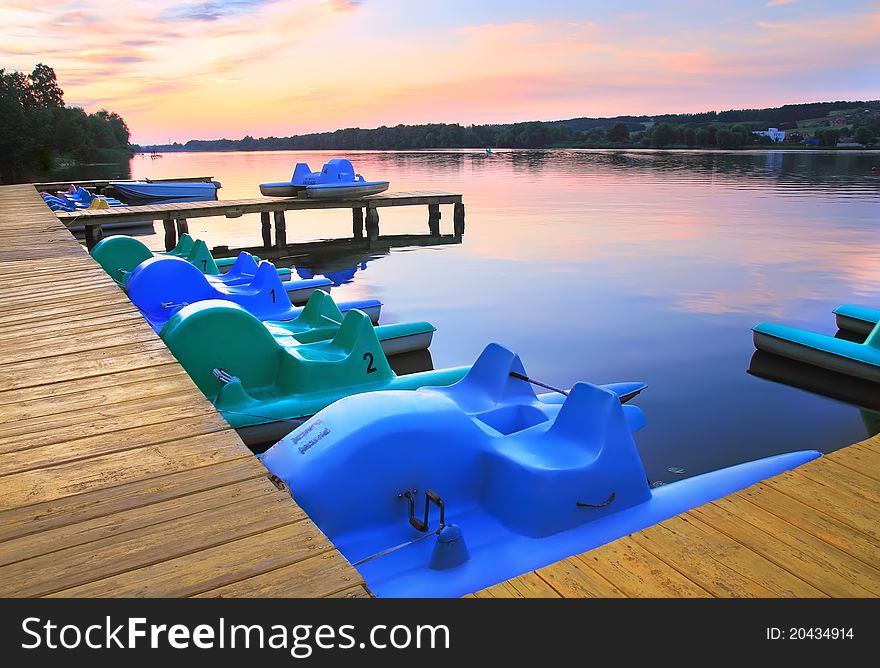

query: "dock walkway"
left=477, top=433, right=880, bottom=598
left=0, top=184, right=367, bottom=598
left=55, top=190, right=465, bottom=251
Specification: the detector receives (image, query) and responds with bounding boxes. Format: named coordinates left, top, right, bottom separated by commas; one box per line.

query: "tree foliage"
left=0, top=64, right=133, bottom=183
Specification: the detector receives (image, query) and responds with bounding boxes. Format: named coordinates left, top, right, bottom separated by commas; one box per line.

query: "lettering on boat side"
left=298, top=428, right=331, bottom=455
left=290, top=419, right=323, bottom=444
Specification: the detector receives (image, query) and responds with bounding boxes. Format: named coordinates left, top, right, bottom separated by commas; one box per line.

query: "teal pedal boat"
left=90, top=234, right=291, bottom=286
left=833, top=304, right=880, bottom=336
left=264, top=290, right=435, bottom=358
left=753, top=318, right=880, bottom=383
left=161, top=301, right=469, bottom=444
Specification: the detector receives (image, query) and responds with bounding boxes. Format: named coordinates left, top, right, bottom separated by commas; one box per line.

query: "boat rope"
left=352, top=528, right=441, bottom=567
left=217, top=408, right=306, bottom=426
left=509, top=371, right=569, bottom=396
left=210, top=368, right=306, bottom=426
left=576, top=492, right=616, bottom=509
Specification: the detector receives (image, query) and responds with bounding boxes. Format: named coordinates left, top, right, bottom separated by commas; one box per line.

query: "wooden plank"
left=0, top=340, right=173, bottom=392
left=764, top=468, right=879, bottom=541
left=0, top=477, right=283, bottom=567
left=534, top=555, right=627, bottom=598
left=632, top=515, right=825, bottom=597
left=0, top=430, right=248, bottom=510
left=193, top=549, right=360, bottom=599
left=577, top=536, right=712, bottom=598
left=470, top=572, right=562, bottom=598
left=57, top=522, right=339, bottom=598
left=0, top=492, right=299, bottom=596
left=0, top=456, right=264, bottom=543
left=732, top=482, right=880, bottom=570
left=691, top=500, right=880, bottom=596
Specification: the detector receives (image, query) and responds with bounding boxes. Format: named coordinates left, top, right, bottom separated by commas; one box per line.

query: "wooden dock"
left=54, top=190, right=465, bottom=252
left=0, top=184, right=368, bottom=598
left=4, top=181, right=878, bottom=600
left=475, top=432, right=880, bottom=598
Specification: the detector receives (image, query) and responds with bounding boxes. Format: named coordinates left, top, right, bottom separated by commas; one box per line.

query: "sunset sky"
left=2, top=0, right=878, bottom=144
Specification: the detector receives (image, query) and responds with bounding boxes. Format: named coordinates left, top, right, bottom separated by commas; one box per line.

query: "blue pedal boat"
left=753, top=317, right=880, bottom=383
left=260, top=159, right=389, bottom=199
left=262, top=343, right=820, bottom=597
left=126, top=255, right=380, bottom=333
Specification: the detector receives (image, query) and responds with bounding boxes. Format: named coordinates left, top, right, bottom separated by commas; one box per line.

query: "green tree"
left=716, top=128, right=737, bottom=148
left=29, top=63, right=64, bottom=109
left=651, top=123, right=675, bottom=148
left=694, top=128, right=711, bottom=146
left=607, top=122, right=629, bottom=142
left=683, top=127, right=696, bottom=147
left=853, top=126, right=875, bottom=145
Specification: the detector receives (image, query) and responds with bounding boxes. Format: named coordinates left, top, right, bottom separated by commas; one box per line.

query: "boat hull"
left=306, top=182, right=389, bottom=199
left=752, top=327, right=880, bottom=383
left=833, top=305, right=880, bottom=336
left=108, top=181, right=220, bottom=204
left=259, top=182, right=305, bottom=197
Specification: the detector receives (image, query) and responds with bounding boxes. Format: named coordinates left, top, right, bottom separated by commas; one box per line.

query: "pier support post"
left=352, top=207, right=364, bottom=239
left=274, top=210, right=287, bottom=254
left=162, top=217, right=177, bottom=251
left=453, top=202, right=466, bottom=237
left=84, top=224, right=103, bottom=251
left=428, top=203, right=441, bottom=236
left=260, top=211, right=272, bottom=248
left=175, top=218, right=189, bottom=236
left=365, top=206, right=380, bottom=241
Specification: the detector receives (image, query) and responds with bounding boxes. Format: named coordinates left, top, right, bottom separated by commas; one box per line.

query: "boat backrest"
left=223, top=252, right=260, bottom=280
left=865, top=323, right=880, bottom=349
left=168, top=233, right=196, bottom=257
left=161, top=300, right=283, bottom=398
left=291, top=290, right=344, bottom=329
left=291, top=163, right=313, bottom=184
left=126, top=255, right=216, bottom=316
left=90, top=235, right=155, bottom=285
left=429, top=343, right=537, bottom=413
left=185, top=239, right=220, bottom=275
left=320, top=158, right=356, bottom=183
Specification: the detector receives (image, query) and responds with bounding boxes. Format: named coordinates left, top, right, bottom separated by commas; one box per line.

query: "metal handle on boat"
left=509, top=371, right=569, bottom=397
left=576, top=492, right=616, bottom=509
left=401, top=488, right=446, bottom=532
left=160, top=300, right=189, bottom=310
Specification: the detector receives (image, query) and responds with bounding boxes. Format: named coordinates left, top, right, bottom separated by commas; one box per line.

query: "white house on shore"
left=753, top=127, right=786, bottom=142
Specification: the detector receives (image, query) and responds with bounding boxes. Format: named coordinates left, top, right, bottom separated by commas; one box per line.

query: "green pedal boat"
left=160, top=298, right=469, bottom=445
left=262, top=290, right=435, bottom=357
left=90, top=233, right=291, bottom=286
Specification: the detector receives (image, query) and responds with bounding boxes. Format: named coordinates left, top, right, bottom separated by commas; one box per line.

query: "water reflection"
left=61, top=148, right=880, bottom=482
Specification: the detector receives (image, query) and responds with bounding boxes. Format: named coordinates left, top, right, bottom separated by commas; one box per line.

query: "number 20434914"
left=766, top=628, right=854, bottom=640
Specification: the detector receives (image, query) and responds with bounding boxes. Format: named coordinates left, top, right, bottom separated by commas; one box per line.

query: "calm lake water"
left=66, top=149, right=880, bottom=483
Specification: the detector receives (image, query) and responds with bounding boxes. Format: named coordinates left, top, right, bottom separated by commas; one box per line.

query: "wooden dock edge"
left=474, top=432, right=880, bottom=598
left=0, top=184, right=368, bottom=598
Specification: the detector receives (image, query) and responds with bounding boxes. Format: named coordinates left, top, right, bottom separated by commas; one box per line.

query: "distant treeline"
left=138, top=100, right=879, bottom=154
left=0, top=64, right=134, bottom=183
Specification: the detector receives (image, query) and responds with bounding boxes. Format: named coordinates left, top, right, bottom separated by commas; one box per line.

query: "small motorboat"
left=259, top=159, right=389, bottom=199
left=752, top=318, right=880, bottom=383
left=125, top=255, right=380, bottom=332
left=833, top=304, right=879, bottom=336
left=106, top=180, right=221, bottom=204
left=90, top=234, right=291, bottom=286
left=261, top=343, right=821, bottom=597
left=161, top=301, right=469, bottom=444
